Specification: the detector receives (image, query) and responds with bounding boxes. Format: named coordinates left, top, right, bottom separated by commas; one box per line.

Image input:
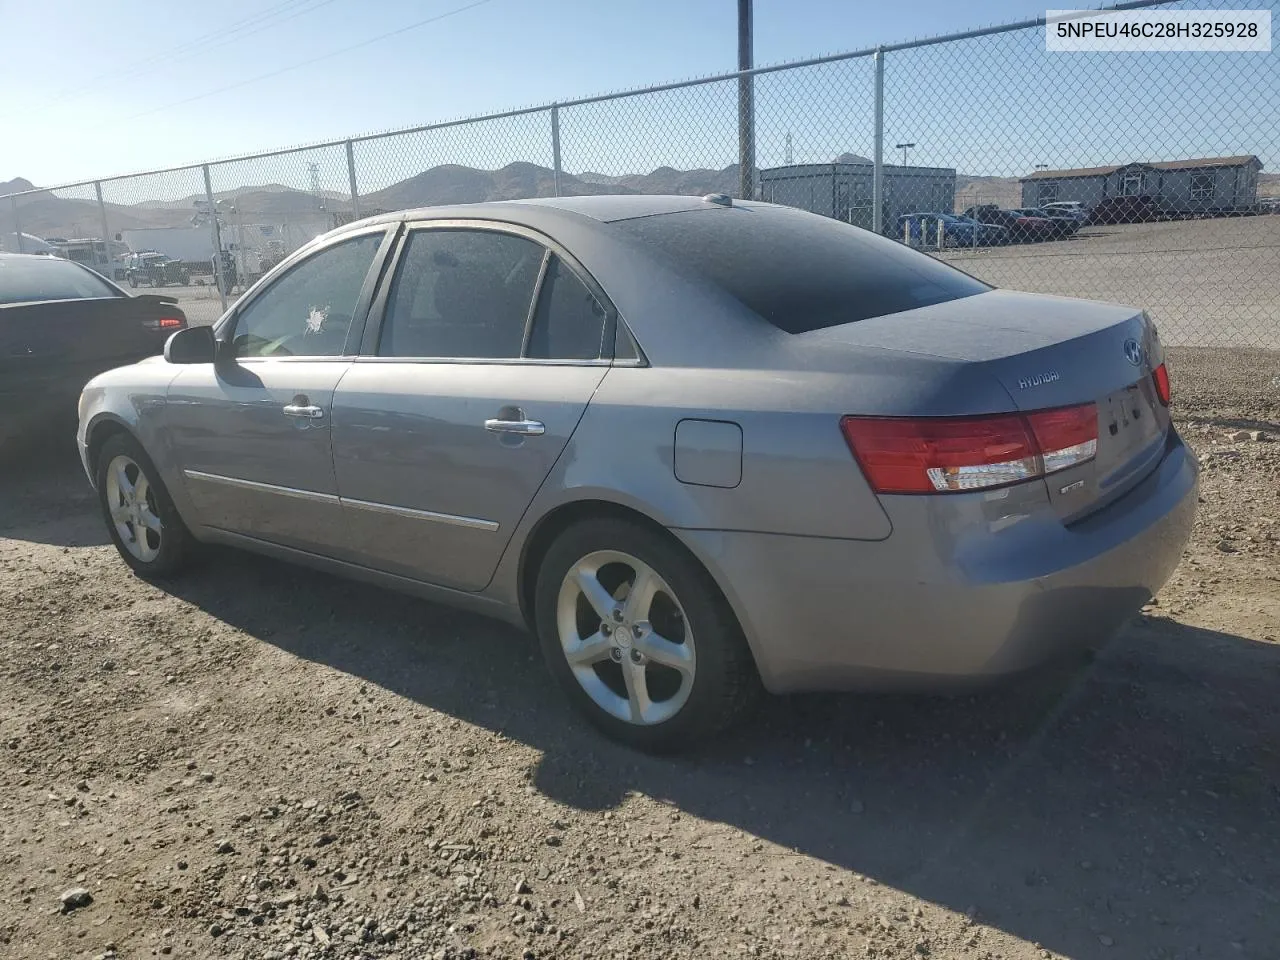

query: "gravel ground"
left=1, top=354, right=1277, bottom=960
left=937, top=216, right=1279, bottom=350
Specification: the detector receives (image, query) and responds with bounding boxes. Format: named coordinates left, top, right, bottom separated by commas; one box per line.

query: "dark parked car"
left=1011, top=208, right=1082, bottom=239
left=1087, top=195, right=1167, bottom=225
left=0, top=253, right=186, bottom=450
left=961, top=205, right=1056, bottom=243
left=125, top=251, right=190, bottom=288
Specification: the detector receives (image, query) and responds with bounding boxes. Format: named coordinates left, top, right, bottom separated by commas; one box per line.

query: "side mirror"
left=164, top=325, right=217, bottom=364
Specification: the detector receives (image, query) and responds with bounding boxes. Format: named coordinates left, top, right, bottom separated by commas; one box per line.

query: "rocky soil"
left=0, top=348, right=1277, bottom=960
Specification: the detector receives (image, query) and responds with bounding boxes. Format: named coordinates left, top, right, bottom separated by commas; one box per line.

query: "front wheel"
left=534, top=518, right=761, bottom=752
left=95, top=433, right=194, bottom=578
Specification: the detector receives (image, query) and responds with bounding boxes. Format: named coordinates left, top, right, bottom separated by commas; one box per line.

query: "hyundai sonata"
left=77, top=195, right=1198, bottom=750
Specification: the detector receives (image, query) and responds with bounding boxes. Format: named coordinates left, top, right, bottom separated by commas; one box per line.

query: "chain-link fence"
left=2, top=0, right=1276, bottom=395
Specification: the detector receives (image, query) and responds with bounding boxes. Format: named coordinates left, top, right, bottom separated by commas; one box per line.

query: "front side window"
left=379, top=229, right=544, bottom=359
left=231, top=233, right=383, bottom=358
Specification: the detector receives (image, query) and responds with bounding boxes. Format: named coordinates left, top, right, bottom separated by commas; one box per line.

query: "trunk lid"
left=807, top=289, right=1170, bottom=520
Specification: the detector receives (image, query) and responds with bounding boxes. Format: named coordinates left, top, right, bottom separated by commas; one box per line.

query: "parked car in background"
left=77, top=196, right=1197, bottom=751
left=1011, top=207, right=1082, bottom=239
left=0, top=252, right=186, bottom=450
left=1087, top=195, right=1168, bottom=225
left=1041, top=201, right=1090, bottom=222
left=961, top=205, right=1056, bottom=243
left=895, top=213, right=1007, bottom=247
left=125, top=251, right=190, bottom=288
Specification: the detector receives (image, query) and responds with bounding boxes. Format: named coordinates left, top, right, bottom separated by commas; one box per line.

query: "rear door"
left=165, top=228, right=391, bottom=556
left=331, top=221, right=613, bottom=591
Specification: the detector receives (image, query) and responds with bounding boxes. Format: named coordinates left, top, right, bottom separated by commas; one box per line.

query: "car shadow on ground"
left=0, top=433, right=107, bottom=547
left=138, top=541, right=1280, bottom=960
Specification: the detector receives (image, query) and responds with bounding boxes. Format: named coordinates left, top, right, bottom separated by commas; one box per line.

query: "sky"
left=0, top=0, right=1275, bottom=194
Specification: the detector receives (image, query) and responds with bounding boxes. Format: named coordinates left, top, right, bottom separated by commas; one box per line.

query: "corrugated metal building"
left=1020, top=155, right=1262, bottom=214
left=759, top=159, right=957, bottom=233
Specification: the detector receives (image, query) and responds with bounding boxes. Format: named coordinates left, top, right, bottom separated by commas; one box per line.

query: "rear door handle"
left=484, top=418, right=545, bottom=437
left=283, top=403, right=325, bottom=419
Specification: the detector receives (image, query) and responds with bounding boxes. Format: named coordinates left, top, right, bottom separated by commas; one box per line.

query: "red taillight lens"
left=841, top=403, right=1098, bottom=495
left=1025, top=404, right=1098, bottom=475
left=142, top=317, right=184, bottom=330
left=1152, top=363, right=1171, bottom=406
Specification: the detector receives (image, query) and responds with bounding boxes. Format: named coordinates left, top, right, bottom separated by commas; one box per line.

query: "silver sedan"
left=77, top=195, right=1198, bottom=751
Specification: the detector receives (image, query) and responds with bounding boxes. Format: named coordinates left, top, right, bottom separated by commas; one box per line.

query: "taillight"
left=841, top=403, right=1098, bottom=495
left=142, top=317, right=184, bottom=330
left=1152, top=363, right=1171, bottom=406
left=1025, top=404, right=1098, bottom=475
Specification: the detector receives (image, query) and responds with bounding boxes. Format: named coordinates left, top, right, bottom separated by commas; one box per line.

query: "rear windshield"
left=0, top=256, right=120, bottom=304
left=611, top=207, right=989, bottom=333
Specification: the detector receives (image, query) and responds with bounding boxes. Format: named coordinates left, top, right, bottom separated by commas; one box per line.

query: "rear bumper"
left=676, top=434, right=1199, bottom=694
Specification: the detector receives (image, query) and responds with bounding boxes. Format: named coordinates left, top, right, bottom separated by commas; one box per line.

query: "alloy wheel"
left=555, top=550, right=696, bottom=726
left=104, top=454, right=163, bottom=563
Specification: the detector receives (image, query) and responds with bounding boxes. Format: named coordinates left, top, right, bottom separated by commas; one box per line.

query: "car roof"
left=351, top=193, right=745, bottom=229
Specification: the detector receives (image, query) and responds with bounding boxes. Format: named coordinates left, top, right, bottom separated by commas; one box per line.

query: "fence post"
left=872, top=46, right=884, bottom=235
left=94, top=181, right=112, bottom=276
left=203, top=165, right=227, bottom=312
left=550, top=105, right=563, bottom=198
left=737, top=0, right=756, bottom=200
left=10, top=194, right=23, bottom=254
left=345, top=140, right=361, bottom=219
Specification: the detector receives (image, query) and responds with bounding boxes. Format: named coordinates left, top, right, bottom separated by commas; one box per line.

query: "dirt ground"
left=0, top=350, right=1277, bottom=960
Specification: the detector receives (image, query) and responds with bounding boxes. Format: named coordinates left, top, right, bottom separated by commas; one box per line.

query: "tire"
left=534, top=518, right=761, bottom=752
left=95, top=433, right=194, bottom=579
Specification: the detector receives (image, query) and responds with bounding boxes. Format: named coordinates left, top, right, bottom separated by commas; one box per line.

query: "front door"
left=165, top=229, right=389, bottom=556
left=332, top=224, right=614, bottom=591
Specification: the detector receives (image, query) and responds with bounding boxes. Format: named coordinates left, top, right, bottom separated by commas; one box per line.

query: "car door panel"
left=167, top=360, right=352, bottom=555
left=159, top=228, right=390, bottom=556
left=332, top=362, right=606, bottom=590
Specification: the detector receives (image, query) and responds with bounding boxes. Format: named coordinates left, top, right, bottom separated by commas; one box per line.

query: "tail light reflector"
left=1152, top=363, right=1171, bottom=406
left=841, top=403, right=1098, bottom=495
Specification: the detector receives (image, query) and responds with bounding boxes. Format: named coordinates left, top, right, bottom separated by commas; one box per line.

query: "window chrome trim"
left=183, top=470, right=499, bottom=532
left=183, top=470, right=340, bottom=504
left=350, top=355, right=613, bottom=367
left=340, top=497, right=499, bottom=532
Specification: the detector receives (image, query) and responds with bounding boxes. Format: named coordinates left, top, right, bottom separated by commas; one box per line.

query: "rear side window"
left=0, top=256, right=120, bottom=304
left=380, top=229, right=543, bottom=359
left=526, top=256, right=607, bottom=360
left=612, top=208, right=989, bottom=333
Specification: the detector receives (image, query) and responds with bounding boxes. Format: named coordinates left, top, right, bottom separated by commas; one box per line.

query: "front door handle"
left=484, top=418, right=545, bottom=437
left=283, top=403, right=325, bottom=419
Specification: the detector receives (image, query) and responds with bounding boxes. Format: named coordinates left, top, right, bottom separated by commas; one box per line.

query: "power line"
left=112, top=0, right=497, bottom=125
left=19, top=0, right=343, bottom=114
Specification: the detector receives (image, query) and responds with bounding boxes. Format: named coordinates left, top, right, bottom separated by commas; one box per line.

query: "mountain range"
left=3, top=164, right=1276, bottom=243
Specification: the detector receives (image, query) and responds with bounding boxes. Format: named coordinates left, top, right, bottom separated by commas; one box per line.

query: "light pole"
left=895, top=142, right=915, bottom=167
left=1035, top=163, right=1049, bottom=171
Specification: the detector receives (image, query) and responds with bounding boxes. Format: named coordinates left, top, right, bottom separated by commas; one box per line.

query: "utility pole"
left=737, top=0, right=755, bottom=201
left=784, top=131, right=793, bottom=165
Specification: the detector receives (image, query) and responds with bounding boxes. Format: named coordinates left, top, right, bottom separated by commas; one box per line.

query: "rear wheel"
left=535, top=518, right=760, bottom=752
left=95, top=433, right=193, bottom=578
